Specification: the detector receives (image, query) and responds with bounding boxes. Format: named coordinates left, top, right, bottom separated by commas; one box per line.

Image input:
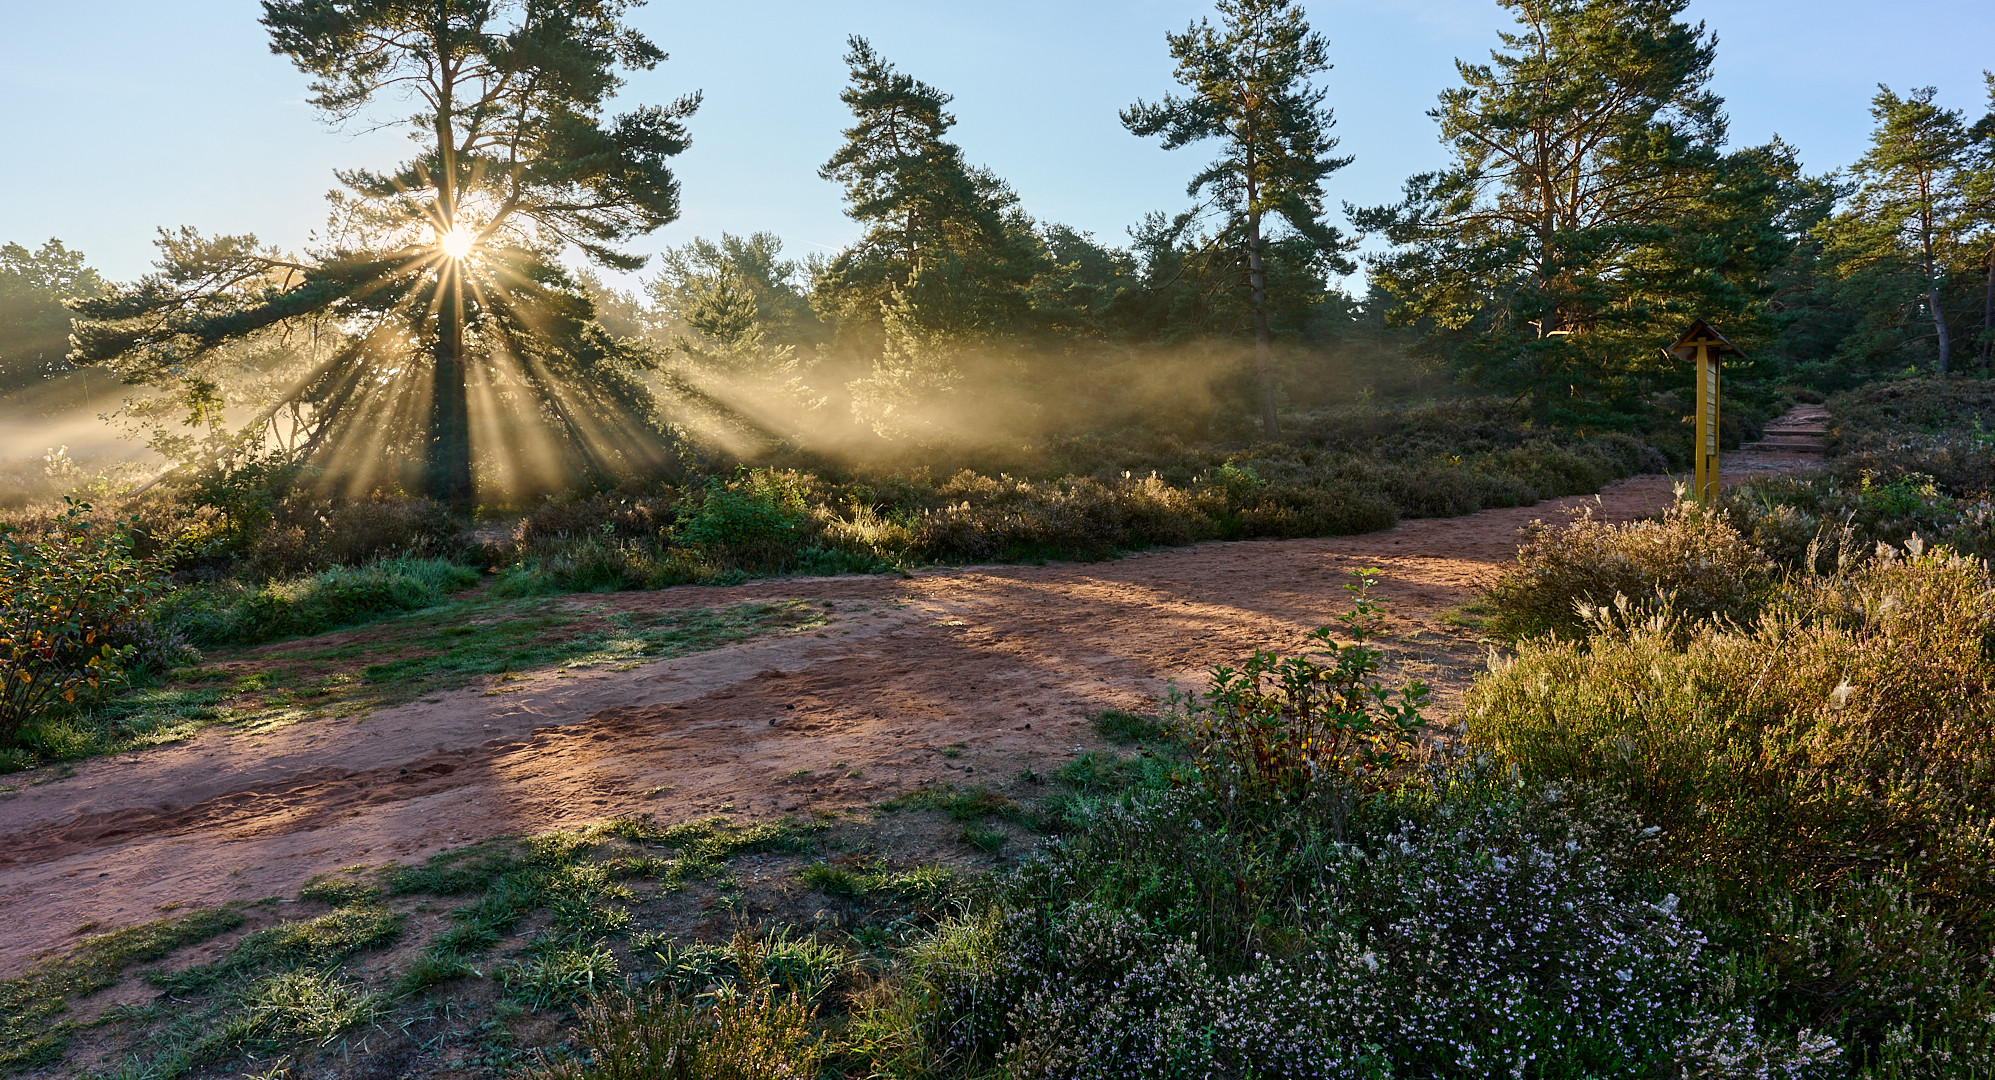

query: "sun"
left=435, top=227, right=476, bottom=260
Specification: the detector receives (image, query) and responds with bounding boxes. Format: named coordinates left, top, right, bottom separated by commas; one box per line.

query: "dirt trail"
left=0, top=414, right=1826, bottom=976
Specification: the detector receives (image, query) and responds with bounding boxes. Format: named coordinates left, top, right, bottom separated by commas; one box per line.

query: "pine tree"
left=815, top=37, right=1038, bottom=341
left=649, top=233, right=821, bottom=351
left=1963, top=74, right=1995, bottom=372
left=1846, top=85, right=1971, bottom=375
left=1123, top=0, right=1353, bottom=438
left=72, top=0, right=697, bottom=500
left=1354, top=0, right=1791, bottom=413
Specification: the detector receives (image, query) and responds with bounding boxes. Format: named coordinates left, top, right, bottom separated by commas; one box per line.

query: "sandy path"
left=0, top=420, right=1822, bottom=976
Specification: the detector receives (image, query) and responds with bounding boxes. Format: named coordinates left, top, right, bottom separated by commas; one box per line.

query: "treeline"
left=4, top=0, right=1993, bottom=497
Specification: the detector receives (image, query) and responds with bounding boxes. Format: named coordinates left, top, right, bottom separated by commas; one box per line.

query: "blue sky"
left=1, top=0, right=1990, bottom=286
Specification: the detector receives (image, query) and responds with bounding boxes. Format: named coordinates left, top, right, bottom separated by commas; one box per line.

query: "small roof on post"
left=1669, top=319, right=1744, bottom=361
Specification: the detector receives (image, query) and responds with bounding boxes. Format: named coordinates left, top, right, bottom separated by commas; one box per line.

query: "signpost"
left=1669, top=320, right=1743, bottom=506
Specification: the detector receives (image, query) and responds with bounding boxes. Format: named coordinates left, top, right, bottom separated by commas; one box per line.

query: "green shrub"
left=515, top=491, right=680, bottom=545
left=0, top=500, right=173, bottom=745
left=1238, top=480, right=1398, bottom=537
left=162, top=557, right=480, bottom=645
left=1826, top=378, right=1995, bottom=498
left=1487, top=499, right=1776, bottom=642
left=1722, top=472, right=1995, bottom=570
left=475, top=398, right=1672, bottom=585
left=1186, top=569, right=1428, bottom=809
left=496, top=535, right=709, bottom=594
left=677, top=470, right=815, bottom=570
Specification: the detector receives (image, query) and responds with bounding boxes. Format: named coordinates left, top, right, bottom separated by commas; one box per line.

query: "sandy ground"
left=0, top=413, right=1826, bottom=977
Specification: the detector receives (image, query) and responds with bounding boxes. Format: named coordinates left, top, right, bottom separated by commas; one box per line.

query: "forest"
left=3, top=0, right=1995, bottom=1077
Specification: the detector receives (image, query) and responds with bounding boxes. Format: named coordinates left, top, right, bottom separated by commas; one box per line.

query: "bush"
left=1487, top=499, right=1776, bottom=642
left=1469, top=538, right=1995, bottom=1071
left=676, top=470, right=814, bottom=569
left=515, top=491, right=679, bottom=546
left=483, top=397, right=1673, bottom=587
left=161, top=557, right=480, bottom=646
left=1186, top=569, right=1427, bottom=808
left=1825, top=378, right=1995, bottom=498
left=0, top=501, right=172, bottom=745
left=1722, top=472, right=1995, bottom=570
left=497, top=535, right=711, bottom=594
left=1239, top=480, right=1398, bottom=537
left=1471, top=541, right=1995, bottom=929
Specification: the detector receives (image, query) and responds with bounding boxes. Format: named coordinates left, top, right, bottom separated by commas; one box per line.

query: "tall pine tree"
left=1123, top=0, right=1353, bottom=438
left=1844, top=85, right=1971, bottom=375
left=1356, top=0, right=1804, bottom=415
left=815, top=36, right=1038, bottom=342
left=72, top=0, right=697, bottom=500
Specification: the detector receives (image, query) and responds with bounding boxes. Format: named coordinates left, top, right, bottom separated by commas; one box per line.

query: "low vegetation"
left=0, top=596, right=831, bottom=774
left=0, top=392, right=1686, bottom=769
left=4, top=0, right=1994, bottom=1068
left=16, top=469, right=1995, bottom=1078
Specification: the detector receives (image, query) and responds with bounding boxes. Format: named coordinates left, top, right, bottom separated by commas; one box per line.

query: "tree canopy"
left=813, top=36, right=1041, bottom=344
left=0, top=240, right=103, bottom=394
left=1355, top=0, right=1815, bottom=417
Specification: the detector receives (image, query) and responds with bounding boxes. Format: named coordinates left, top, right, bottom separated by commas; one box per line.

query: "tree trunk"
left=1982, top=239, right=1994, bottom=374
left=426, top=270, right=473, bottom=502
left=1930, top=278, right=1952, bottom=376
left=1922, top=220, right=1951, bottom=375
left=1247, top=212, right=1279, bottom=439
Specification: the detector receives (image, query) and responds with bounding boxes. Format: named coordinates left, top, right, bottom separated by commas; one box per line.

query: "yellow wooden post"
left=1695, top=342, right=1720, bottom=504
left=1671, top=320, right=1738, bottom=507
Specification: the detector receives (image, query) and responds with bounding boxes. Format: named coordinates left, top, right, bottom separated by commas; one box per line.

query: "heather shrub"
left=497, top=535, right=711, bottom=594
left=1724, top=881, right=1995, bottom=1077
left=1238, top=479, right=1398, bottom=537
left=917, top=471, right=1216, bottom=558
left=1366, top=457, right=1538, bottom=518
left=1487, top=500, right=1777, bottom=642
left=1470, top=542, right=1995, bottom=929
left=308, top=496, right=462, bottom=565
left=161, top=469, right=469, bottom=580
left=482, top=397, right=1673, bottom=586
left=515, top=491, right=679, bottom=545
left=1826, top=378, right=1995, bottom=497
left=917, top=784, right=1746, bottom=1080
left=234, top=495, right=465, bottom=580
left=1722, top=472, right=1995, bottom=569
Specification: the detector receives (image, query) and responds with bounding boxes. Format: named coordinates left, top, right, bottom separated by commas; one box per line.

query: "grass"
left=0, top=798, right=993, bottom=1079
left=0, top=908, right=244, bottom=1071
left=1090, top=708, right=1169, bottom=744
left=0, top=597, right=833, bottom=774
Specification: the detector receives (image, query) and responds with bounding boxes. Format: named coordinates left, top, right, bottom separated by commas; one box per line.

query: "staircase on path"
left=1728, top=404, right=1829, bottom=474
